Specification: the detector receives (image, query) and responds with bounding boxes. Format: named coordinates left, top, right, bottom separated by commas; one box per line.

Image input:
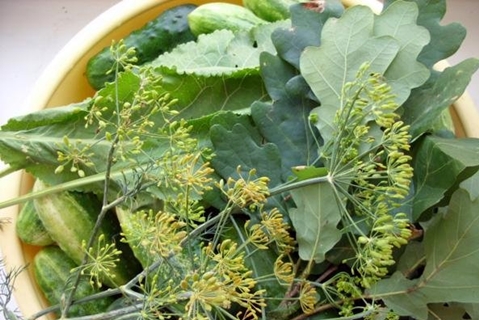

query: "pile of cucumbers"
left=17, top=0, right=299, bottom=317
left=86, top=0, right=299, bottom=90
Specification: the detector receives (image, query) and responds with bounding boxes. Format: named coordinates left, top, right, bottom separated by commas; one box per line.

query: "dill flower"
left=246, top=208, right=295, bottom=254
left=274, top=254, right=295, bottom=284
left=180, top=239, right=266, bottom=319
left=77, top=234, right=122, bottom=288
left=299, top=281, right=319, bottom=314
left=123, top=209, right=187, bottom=259
left=217, top=166, right=270, bottom=210
left=317, top=63, right=415, bottom=288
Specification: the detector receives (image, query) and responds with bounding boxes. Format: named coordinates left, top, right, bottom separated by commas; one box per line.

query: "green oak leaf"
left=289, top=182, right=342, bottom=263
left=384, top=0, right=467, bottom=68
left=403, top=58, right=479, bottom=140
left=373, top=0, right=430, bottom=105
left=371, top=188, right=479, bottom=319
left=300, top=5, right=400, bottom=111
left=271, top=1, right=344, bottom=69
left=412, top=135, right=479, bottom=220
left=209, top=123, right=282, bottom=187
left=251, top=52, right=320, bottom=180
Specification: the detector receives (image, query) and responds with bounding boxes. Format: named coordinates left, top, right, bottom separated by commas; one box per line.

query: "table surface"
left=1, top=0, right=478, bottom=316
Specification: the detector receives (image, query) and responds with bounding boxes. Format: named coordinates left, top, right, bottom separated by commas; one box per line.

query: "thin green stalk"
left=268, top=175, right=329, bottom=197
left=0, top=165, right=17, bottom=179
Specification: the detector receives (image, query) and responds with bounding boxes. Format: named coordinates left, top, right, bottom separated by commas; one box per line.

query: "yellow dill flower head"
left=217, top=166, right=270, bottom=210
left=299, top=281, right=319, bottom=314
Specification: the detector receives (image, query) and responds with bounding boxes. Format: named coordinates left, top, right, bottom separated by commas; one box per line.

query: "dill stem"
left=0, top=165, right=17, bottom=179
left=61, top=134, right=120, bottom=317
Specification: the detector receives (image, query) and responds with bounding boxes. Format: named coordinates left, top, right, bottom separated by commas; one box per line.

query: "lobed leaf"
left=209, top=123, right=283, bottom=187
left=371, top=188, right=479, bottom=319
left=271, top=1, right=344, bottom=69
left=384, top=0, right=467, bottom=68
left=151, top=22, right=285, bottom=77
left=252, top=52, right=320, bottom=180
left=289, top=182, right=342, bottom=263
left=403, top=58, right=479, bottom=140
left=300, top=5, right=400, bottom=110
left=374, top=0, right=430, bottom=105
left=412, top=135, right=479, bottom=220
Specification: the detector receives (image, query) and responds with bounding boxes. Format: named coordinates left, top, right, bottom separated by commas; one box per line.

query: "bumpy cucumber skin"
left=242, top=0, right=299, bottom=22
left=116, top=207, right=190, bottom=279
left=33, top=180, right=141, bottom=287
left=86, top=4, right=198, bottom=90
left=15, top=199, right=54, bottom=246
left=33, top=246, right=114, bottom=317
left=187, top=2, right=267, bottom=36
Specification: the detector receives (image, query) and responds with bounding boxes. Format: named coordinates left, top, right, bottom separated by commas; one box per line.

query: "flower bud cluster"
left=217, top=166, right=270, bottom=210
left=245, top=208, right=295, bottom=254
left=322, top=62, right=415, bottom=288
left=180, top=239, right=266, bottom=319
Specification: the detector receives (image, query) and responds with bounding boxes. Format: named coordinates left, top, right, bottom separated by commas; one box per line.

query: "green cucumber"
left=33, top=180, right=141, bottom=288
left=33, top=246, right=114, bottom=317
left=86, top=4, right=198, bottom=90
left=187, top=2, right=267, bottom=36
left=116, top=207, right=191, bottom=280
left=242, top=0, right=300, bottom=22
left=15, top=199, right=54, bottom=246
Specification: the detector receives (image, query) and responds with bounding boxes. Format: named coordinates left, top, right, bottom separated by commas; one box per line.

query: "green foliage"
left=403, top=58, right=479, bottom=139
left=412, top=136, right=479, bottom=220
left=289, top=182, right=342, bottom=263
left=210, top=123, right=283, bottom=187
left=384, top=0, right=467, bottom=68
left=151, top=22, right=284, bottom=77
left=371, top=188, right=479, bottom=319
left=1, top=1, right=479, bottom=319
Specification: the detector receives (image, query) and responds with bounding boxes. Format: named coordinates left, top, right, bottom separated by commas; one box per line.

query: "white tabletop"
left=0, top=0, right=478, bottom=316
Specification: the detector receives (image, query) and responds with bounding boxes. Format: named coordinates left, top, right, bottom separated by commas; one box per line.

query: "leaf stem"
left=0, top=165, right=17, bottom=179
left=269, top=175, right=330, bottom=196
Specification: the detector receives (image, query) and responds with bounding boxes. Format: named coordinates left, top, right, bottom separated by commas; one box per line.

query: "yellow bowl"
left=0, top=0, right=478, bottom=319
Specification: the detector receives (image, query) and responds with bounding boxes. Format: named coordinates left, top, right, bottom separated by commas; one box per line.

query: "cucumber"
left=242, top=0, right=300, bottom=22
left=86, top=4, right=198, bottom=90
left=33, top=180, right=141, bottom=288
left=33, top=246, right=114, bottom=317
left=15, top=199, right=54, bottom=246
left=116, top=207, right=190, bottom=281
left=187, top=2, right=267, bottom=36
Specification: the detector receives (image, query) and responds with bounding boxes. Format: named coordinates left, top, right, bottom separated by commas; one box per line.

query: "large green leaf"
left=209, top=123, right=283, bottom=187
left=289, top=182, right=342, bottom=263
left=371, top=188, right=479, bottom=319
left=271, top=1, right=344, bottom=69
left=403, top=58, right=479, bottom=139
left=251, top=53, right=320, bottom=180
left=384, top=0, right=467, bottom=68
left=412, top=135, right=479, bottom=220
left=300, top=5, right=400, bottom=111
left=373, top=0, right=430, bottom=105
left=151, top=22, right=284, bottom=77
left=154, top=68, right=268, bottom=120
